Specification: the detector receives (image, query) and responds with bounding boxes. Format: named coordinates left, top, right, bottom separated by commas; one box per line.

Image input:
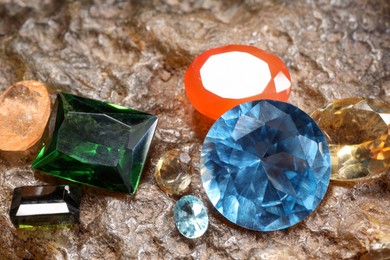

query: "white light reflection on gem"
left=16, top=203, right=70, bottom=216
left=274, top=71, right=291, bottom=93
left=200, top=51, right=271, bottom=99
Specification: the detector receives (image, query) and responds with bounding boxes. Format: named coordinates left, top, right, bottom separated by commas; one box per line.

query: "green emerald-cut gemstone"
left=32, top=93, right=158, bottom=194
left=9, top=185, right=81, bottom=228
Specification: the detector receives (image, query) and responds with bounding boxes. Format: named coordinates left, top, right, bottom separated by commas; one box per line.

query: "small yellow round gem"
left=155, top=149, right=192, bottom=195
left=312, top=97, right=389, bottom=181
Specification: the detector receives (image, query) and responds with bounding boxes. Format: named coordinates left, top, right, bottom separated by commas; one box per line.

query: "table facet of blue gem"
left=201, top=100, right=331, bottom=231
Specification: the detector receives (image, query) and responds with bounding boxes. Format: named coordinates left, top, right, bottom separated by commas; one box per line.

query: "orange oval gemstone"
left=0, top=80, right=51, bottom=151
left=184, top=45, right=292, bottom=120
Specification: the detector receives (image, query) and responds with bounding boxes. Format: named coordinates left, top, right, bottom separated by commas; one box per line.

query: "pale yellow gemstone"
left=0, top=81, right=51, bottom=151
left=155, top=149, right=192, bottom=195
left=312, top=97, right=389, bottom=181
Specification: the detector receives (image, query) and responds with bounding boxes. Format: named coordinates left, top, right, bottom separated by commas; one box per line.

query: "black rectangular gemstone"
left=9, top=185, right=81, bottom=228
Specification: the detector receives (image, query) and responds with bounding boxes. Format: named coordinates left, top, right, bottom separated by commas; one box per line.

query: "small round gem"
left=155, top=149, right=192, bottom=195
left=174, top=195, right=209, bottom=238
left=185, top=45, right=292, bottom=120
left=0, top=81, right=51, bottom=151
left=311, top=97, right=389, bottom=181
left=201, top=100, right=331, bottom=231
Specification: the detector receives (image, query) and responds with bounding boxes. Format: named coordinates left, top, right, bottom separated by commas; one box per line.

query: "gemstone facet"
left=311, top=97, right=389, bottom=181
left=9, top=185, right=81, bottom=228
left=32, top=93, right=158, bottom=194
left=0, top=81, right=51, bottom=151
left=201, top=100, right=331, bottom=231
left=174, top=195, right=208, bottom=238
left=155, top=149, right=192, bottom=195
left=185, top=45, right=292, bottom=120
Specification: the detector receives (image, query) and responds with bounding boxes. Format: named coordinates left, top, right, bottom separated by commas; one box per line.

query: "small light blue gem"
left=201, top=100, right=331, bottom=231
left=174, top=195, right=209, bottom=238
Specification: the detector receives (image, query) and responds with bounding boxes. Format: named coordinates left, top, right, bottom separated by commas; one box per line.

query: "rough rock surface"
left=0, top=0, right=389, bottom=259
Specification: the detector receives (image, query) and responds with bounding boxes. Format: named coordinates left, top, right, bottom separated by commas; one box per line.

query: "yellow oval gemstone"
left=312, top=97, right=389, bottom=181
left=155, top=149, right=192, bottom=195
left=0, top=81, right=51, bottom=151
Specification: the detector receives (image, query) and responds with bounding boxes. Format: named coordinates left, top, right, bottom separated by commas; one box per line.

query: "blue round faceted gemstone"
left=174, top=195, right=209, bottom=238
left=201, top=100, right=331, bottom=231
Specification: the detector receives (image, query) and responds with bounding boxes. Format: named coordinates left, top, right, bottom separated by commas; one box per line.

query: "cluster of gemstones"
left=3, top=45, right=389, bottom=239
left=184, top=45, right=389, bottom=233
left=3, top=81, right=158, bottom=228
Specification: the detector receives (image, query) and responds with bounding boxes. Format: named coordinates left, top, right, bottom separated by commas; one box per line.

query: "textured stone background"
left=0, top=0, right=389, bottom=259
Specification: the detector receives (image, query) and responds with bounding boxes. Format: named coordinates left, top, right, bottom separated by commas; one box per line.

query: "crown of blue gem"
left=174, top=195, right=209, bottom=238
left=201, top=100, right=331, bottom=231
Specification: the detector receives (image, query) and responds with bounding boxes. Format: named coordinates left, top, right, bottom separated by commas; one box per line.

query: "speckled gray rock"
left=0, top=0, right=389, bottom=259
